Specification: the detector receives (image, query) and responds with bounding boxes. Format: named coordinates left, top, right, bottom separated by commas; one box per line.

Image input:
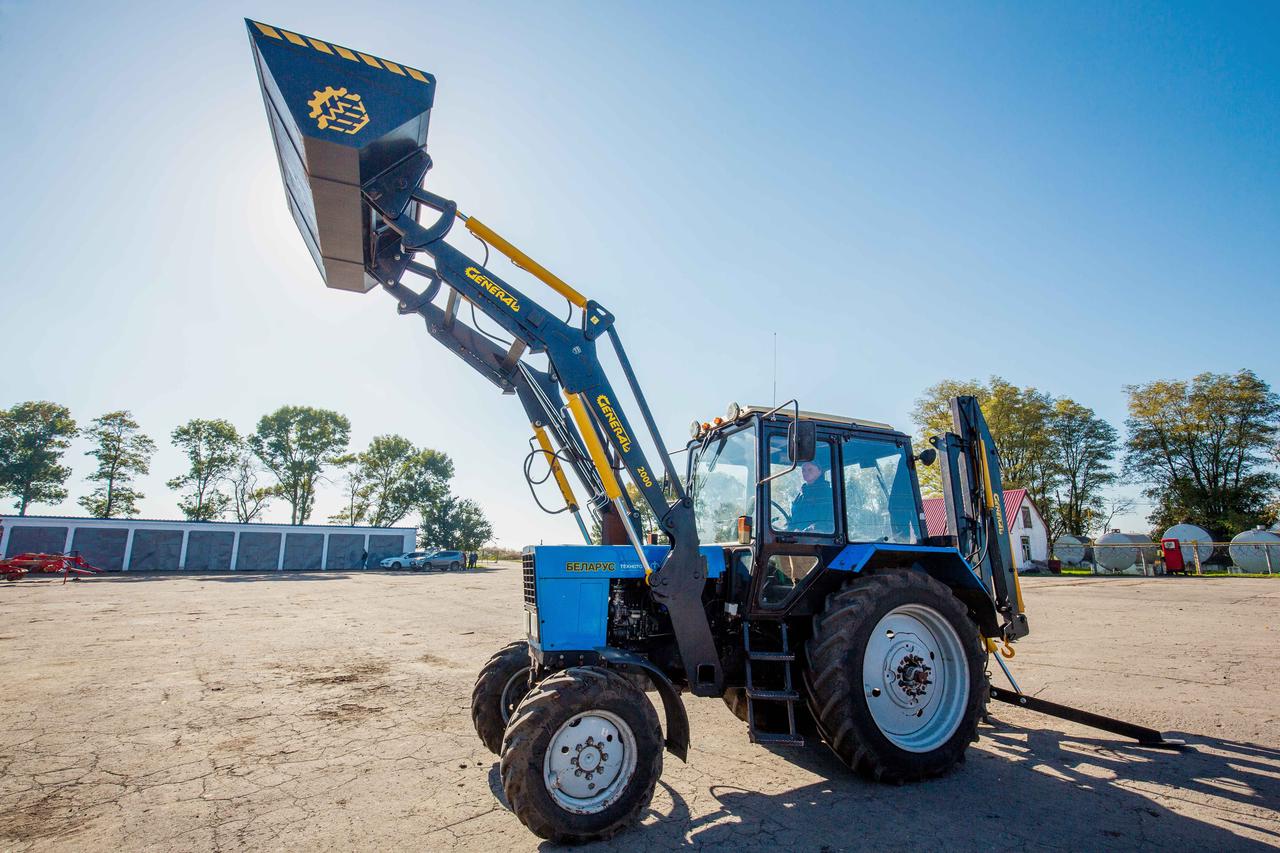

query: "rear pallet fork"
left=987, top=648, right=1184, bottom=750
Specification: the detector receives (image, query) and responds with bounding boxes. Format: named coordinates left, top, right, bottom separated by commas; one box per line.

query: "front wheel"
left=501, top=667, right=662, bottom=842
left=472, top=640, right=532, bottom=754
left=804, top=570, right=986, bottom=783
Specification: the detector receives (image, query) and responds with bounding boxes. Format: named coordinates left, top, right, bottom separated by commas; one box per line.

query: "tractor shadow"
left=630, top=722, right=1279, bottom=850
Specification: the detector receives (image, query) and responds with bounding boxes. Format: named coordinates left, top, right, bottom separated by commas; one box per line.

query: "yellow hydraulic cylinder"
left=532, top=424, right=579, bottom=512
left=462, top=216, right=588, bottom=308
left=565, top=393, right=622, bottom=500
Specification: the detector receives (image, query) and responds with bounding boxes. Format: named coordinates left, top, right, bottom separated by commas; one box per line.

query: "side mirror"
left=789, top=420, right=817, bottom=464
left=916, top=448, right=938, bottom=466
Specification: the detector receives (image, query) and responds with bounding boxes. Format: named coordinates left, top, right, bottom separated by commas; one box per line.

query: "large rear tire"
left=500, top=667, right=662, bottom=842
left=471, top=641, right=532, bottom=754
left=804, top=570, right=986, bottom=782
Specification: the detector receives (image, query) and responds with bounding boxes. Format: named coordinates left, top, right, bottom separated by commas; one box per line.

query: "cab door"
left=749, top=426, right=844, bottom=616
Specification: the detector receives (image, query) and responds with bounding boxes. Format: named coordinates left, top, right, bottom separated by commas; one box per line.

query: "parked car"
left=420, top=550, right=465, bottom=571
left=380, top=551, right=428, bottom=570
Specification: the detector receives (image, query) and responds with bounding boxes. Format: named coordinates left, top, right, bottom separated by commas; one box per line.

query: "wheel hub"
left=895, top=653, right=933, bottom=700
left=572, top=737, right=608, bottom=775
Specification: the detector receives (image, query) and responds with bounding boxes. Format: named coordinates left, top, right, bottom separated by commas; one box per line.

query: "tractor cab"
left=687, top=403, right=926, bottom=618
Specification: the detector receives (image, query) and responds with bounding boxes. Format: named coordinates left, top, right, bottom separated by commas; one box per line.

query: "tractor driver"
left=789, top=460, right=833, bottom=533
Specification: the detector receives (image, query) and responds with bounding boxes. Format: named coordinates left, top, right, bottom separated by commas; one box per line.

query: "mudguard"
left=598, top=647, right=691, bottom=762
left=829, top=543, right=1001, bottom=637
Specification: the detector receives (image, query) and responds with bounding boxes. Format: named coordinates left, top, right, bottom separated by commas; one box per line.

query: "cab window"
left=767, top=435, right=836, bottom=535
left=842, top=437, right=920, bottom=544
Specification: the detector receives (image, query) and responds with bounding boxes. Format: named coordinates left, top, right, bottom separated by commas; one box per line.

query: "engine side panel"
left=524, top=544, right=723, bottom=654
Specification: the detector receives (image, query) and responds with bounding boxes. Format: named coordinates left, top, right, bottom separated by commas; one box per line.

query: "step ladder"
left=742, top=622, right=804, bottom=747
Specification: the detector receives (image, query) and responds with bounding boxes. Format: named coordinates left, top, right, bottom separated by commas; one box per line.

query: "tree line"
left=912, top=369, right=1279, bottom=543
left=0, top=404, right=493, bottom=551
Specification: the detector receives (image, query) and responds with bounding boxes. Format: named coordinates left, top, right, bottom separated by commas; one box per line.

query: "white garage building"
left=0, top=515, right=416, bottom=572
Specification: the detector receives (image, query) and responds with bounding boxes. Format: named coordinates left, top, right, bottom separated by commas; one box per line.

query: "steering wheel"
left=770, top=499, right=791, bottom=526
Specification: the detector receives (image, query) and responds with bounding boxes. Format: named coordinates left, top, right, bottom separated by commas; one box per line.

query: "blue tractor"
left=246, top=20, right=1179, bottom=842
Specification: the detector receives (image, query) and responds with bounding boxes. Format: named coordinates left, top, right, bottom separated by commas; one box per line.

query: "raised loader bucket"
left=246, top=20, right=436, bottom=292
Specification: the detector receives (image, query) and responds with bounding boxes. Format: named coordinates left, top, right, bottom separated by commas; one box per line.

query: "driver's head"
left=801, top=461, right=822, bottom=484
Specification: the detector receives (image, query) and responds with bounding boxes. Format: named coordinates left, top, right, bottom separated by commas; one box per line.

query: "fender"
left=829, top=543, right=1002, bottom=637
left=598, top=647, right=691, bottom=761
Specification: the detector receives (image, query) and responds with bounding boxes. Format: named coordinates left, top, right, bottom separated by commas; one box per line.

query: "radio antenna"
left=772, top=331, right=777, bottom=406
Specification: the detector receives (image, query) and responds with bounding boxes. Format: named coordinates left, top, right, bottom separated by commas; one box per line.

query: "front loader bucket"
left=246, top=20, right=435, bottom=292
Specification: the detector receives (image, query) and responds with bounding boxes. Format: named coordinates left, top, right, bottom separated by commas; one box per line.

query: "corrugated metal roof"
left=922, top=488, right=1028, bottom=537
left=0, top=514, right=415, bottom=532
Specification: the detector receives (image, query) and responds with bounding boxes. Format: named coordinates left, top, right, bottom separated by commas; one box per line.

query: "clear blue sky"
left=1, top=1, right=1276, bottom=544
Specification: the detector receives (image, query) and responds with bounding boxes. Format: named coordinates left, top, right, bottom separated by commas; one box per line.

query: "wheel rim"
left=499, top=668, right=529, bottom=723
left=542, top=709, right=637, bottom=814
left=862, top=603, right=969, bottom=753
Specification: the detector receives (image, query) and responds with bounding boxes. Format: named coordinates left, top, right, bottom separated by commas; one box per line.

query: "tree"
left=248, top=406, right=350, bottom=524
left=0, top=402, right=77, bottom=515
left=420, top=494, right=493, bottom=551
left=1124, top=370, right=1280, bottom=537
left=911, top=377, right=1057, bottom=509
left=167, top=419, right=241, bottom=521
left=327, top=453, right=367, bottom=526
left=359, top=436, right=453, bottom=527
left=1090, top=495, right=1136, bottom=538
left=227, top=453, right=274, bottom=523
left=78, top=410, right=155, bottom=518
left=910, top=380, right=986, bottom=497
left=1047, top=398, right=1118, bottom=540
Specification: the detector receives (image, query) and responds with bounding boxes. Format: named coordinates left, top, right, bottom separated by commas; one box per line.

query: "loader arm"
left=245, top=21, right=722, bottom=695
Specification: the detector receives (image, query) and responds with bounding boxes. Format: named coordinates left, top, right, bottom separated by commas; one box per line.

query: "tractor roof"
left=740, top=405, right=896, bottom=432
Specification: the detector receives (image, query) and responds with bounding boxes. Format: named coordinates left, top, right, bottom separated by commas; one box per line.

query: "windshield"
left=689, top=425, right=757, bottom=543
left=842, top=437, right=920, bottom=543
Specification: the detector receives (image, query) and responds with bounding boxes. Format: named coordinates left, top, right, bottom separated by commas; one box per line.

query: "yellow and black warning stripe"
left=251, top=20, right=432, bottom=85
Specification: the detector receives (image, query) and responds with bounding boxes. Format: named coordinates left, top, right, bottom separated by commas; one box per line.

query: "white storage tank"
left=1054, top=535, right=1087, bottom=565
left=1162, top=524, right=1213, bottom=568
left=1124, top=533, right=1158, bottom=569
left=1229, top=527, right=1280, bottom=573
left=1095, top=531, right=1138, bottom=572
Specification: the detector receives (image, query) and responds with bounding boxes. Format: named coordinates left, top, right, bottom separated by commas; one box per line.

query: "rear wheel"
left=501, top=667, right=662, bottom=842
left=804, top=570, right=986, bottom=782
left=472, top=641, right=533, bottom=754
left=450, top=561, right=461, bottom=572
left=390, top=561, right=402, bottom=570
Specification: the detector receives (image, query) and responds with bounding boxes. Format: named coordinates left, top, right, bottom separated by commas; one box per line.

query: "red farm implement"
left=1, top=553, right=103, bottom=583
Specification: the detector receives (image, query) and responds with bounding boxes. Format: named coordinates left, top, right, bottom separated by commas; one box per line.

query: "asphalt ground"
left=2, top=567, right=1277, bottom=851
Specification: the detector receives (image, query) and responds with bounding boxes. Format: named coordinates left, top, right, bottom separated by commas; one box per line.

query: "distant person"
left=360, top=549, right=368, bottom=569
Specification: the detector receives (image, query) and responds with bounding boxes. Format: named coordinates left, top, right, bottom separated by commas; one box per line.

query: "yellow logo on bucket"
left=307, top=86, right=369, bottom=135
left=465, top=267, right=521, bottom=312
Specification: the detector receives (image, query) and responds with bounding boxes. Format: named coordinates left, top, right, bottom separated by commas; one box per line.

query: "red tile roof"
left=922, top=488, right=1029, bottom=537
